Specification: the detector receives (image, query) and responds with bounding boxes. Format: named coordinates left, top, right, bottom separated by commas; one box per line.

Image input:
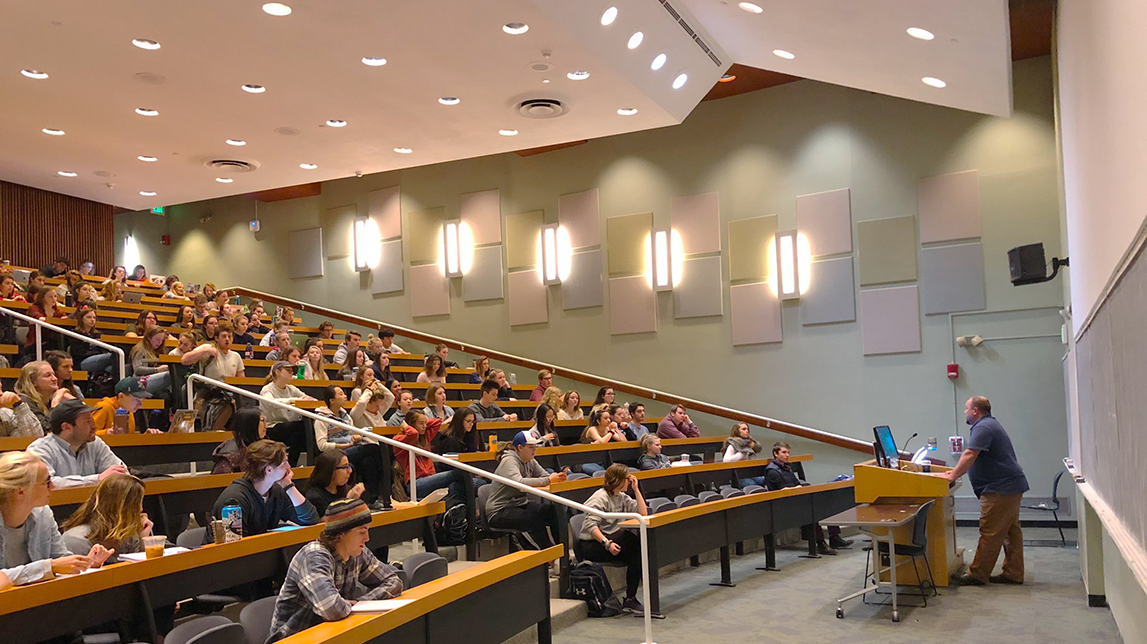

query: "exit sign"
left=150, top=206, right=164, bottom=215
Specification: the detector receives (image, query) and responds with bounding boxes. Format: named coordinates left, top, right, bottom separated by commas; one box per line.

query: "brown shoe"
left=817, top=542, right=838, bottom=556
left=989, top=575, right=1023, bottom=585
left=951, top=573, right=986, bottom=586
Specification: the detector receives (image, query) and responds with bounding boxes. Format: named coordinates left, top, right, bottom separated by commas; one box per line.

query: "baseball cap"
left=271, top=360, right=294, bottom=373
left=114, top=377, right=145, bottom=397
left=49, top=399, right=93, bottom=433
left=512, top=431, right=543, bottom=448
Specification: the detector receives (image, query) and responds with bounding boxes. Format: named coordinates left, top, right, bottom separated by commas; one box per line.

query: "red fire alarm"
left=160, top=234, right=171, bottom=246
left=947, top=363, right=959, bottom=380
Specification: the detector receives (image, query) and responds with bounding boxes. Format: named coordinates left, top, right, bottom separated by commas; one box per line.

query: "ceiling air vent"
left=204, top=159, right=258, bottom=174
left=517, top=98, right=567, bottom=119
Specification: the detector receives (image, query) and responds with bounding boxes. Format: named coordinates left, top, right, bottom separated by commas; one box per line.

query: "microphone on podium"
left=900, top=433, right=919, bottom=459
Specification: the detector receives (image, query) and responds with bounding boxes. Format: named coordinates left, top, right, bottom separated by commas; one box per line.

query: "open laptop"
left=123, top=290, right=144, bottom=304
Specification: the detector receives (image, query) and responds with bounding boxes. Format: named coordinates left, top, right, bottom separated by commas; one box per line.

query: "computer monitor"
left=873, top=425, right=898, bottom=468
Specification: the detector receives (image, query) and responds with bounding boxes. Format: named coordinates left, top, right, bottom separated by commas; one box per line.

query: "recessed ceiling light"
left=503, top=23, right=528, bottom=35
left=738, top=2, right=763, bottom=13
left=215, top=177, right=234, bottom=183
left=226, top=139, right=246, bottom=146
left=628, top=32, right=644, bottom=49
left=438, top=97, right=460, bottom=106
left=394, top=147, right=413, bottom=154
left=326, top=119, right=347, bottom=127
left=57, top=171, right=77, bottom=177
left=262, top=3, right=291, bottom=16
left=241, top=84, right=266, bottom=93
left=617, top=108, right=638, bottom=116
left=42, top=128, right=65, bottom=136
left=21, top=69, right=48, bottom=80
left=139, top=191, right=157, bottom=197
left=719, top=74, right=736, bottom=83
left=132, top=38, right=161, bottom=50
left=361, top=56, right=387, bottom=66
left=137, top=155, right=158, bottom=162
left=499, top=129, right=518, bottom=136
left=651, top=53, right=667, bottom=71
left=601, top=7, right=618, bottom=26
left=907, top=27, right=935, bottom=41
left=922, top=76, right=947, bottom=88
left=567, top=70, right=590, bottom=81
left=672, top=73, right=688, bottom=90
left=542, top=79, right=550, bottom=84
left=299, top=163, right=318, bottom=170
left=772, top=49, right=795, bottom=60
left=135, top=108, right=159, bottom=116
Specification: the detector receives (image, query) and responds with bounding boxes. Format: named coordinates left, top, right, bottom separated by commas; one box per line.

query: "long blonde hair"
left=0, top=451, right=42, bottom=504
left=130, top=327, right=167, bottom=362
left=540, top=386, right=563, bottom=411
left=61, top=474, right=146, bottom=550
left=15, top=361, right=52, bottom=414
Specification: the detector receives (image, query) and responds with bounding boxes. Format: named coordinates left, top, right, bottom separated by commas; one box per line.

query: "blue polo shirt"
left=967, top=415, right=1029, bottom=497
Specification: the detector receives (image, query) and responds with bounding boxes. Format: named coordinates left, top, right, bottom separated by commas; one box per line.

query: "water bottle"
left=113, top=408, right=130, bottom=434
left=509, top=372, right=517, bottom=385
left=221, top=505, right=243, bottom=540
left=245, top=343, right=254, bottom=360
left=296, top=364, right=305, bottom=379
left=488, top=435, right=498, bottom=453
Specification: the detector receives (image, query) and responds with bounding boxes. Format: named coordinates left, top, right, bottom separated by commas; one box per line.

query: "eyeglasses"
left=336, top=464, right=353, bottom=471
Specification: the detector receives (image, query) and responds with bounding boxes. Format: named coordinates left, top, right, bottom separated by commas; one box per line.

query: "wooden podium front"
left=853, top=460, right=964, bottom=587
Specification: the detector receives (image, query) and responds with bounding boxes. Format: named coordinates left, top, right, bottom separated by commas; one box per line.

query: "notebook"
left=350, top=599, right=414, bottom=614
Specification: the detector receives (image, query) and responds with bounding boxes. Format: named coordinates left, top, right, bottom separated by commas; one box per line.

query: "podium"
left=852, top=460, right=964, bottom=587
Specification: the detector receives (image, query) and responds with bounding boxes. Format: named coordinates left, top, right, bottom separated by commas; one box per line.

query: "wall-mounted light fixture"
left=652, top=229, right=673, bottom=292
left=442, top=219, right=462, bottom=278
left=772, top=230, right=812, bottom=300
left=539, top=223, right=572, bottom=285
left=353, top=218, right=382, bottom=272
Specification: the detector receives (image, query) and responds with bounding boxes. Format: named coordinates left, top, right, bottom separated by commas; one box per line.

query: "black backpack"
left=434, top=500, right=469, bottom=546
left=568, top=561, right=622, bottom=617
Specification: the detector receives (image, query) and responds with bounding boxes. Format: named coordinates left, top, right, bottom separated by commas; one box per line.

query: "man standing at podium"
left=945, top=396, right=1029, bottom=586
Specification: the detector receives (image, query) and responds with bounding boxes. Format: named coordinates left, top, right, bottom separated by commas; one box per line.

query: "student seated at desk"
left=46, top=350, right=84, bottom=401
left=0, top=451, right=112, bottom=587
left=468, top=380, right=518, bottom=422
left=423, top=383, right=455, bottom=422
left=93, top=377, right=159, bottom=435
left=61, top=473, right=152, bottom=562
left=636, top=435, right=671, bottom=470
left=212, top=407, right=266, bottom=474
left=579, top=464, right=648, bottom=614
left=590, top=386, right=615, bottom=415
left=723, top=422, right=765, bottom=488
left=129, top=327, right=172, bottom=397
left=468, top=355, right=490, bottom=385
left=29, top=399, right=127, bottom=488
left=657, top=405, right=700, bottom=439
left=764, top=441, right=851, bottom=553
left=624, top=402, right=649, bottom=441
left=266, top=499, right=403, bottom=643
left=394, top=410, right=465, bottom=502
left=416, top=354, right=446, bottom=385
left=485, top=432, right=566, bottom=550
left=16, top=360, right=72, bottom=435
left=304, top=451, right=366, bottom=516
left=350, top=381, right=396, bottom=429
left=180, top=319, right=246, bottom=380
left=0, top=382, right=44, bottom=438
left=211, top=439, right=320, bottom=537
left=261, top=361, right=314, bottom=466
left=526, top=403, right=559, bottom=447
left=315, top=386, right=387, bottom=510
left=386, top=390, right=416, bottom=427
left=557, top=390, right=583, bottom=421
left=580, top=408, right=625, bottom=445
left=432, top=408, right=481, bottom=454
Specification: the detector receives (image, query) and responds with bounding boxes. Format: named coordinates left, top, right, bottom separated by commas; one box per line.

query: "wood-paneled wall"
left=0, top=181, right=115, bottom=273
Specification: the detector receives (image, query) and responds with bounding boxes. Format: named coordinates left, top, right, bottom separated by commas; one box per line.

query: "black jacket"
left=764, top=459, right=806, bottom=491
left=212, top=477, right=319, bottom=537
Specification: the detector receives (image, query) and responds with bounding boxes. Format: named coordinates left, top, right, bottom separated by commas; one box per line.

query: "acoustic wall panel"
left=860, top=285, right=921, bottom=355
left=801, top=257, right=856, bottom=325
left=730, top=283, right=782, bottom=345
left=919, top=242, right=986, bottom=314
left=561, top=249, right=604, bottom=310
left=857, top=216, right=917, bottom=285
left=463, top=245, right=504, bottom=302
left=508, top=271, right=548, bottom=326
left=288, top=228, right=323, bottom=279
left=368, top=186, right=401, bottom=239
left=407, top=207, right=444, bottom=264
left=559, top=188, right=600, bottom=249
left=322, top=205, right=356, bottom=258
left=409, top=264, right=449, bottom=317
left=918, top=170, right=981, bottom=243
left=606, top=212, right=652, bottom=276
left=671, top=192, right=720, bottom=255
left=609, top=276, right=656, bottom=335
left=796, top=188, right=852, bottom=257
left=728, top=215, right=777, bottom=282
left=460, top=189, right=501, bottom=245
left=673, top=256, right=723, bottom=319
left=506, top=210, right=544, bottom=271
left=370, top=239, right=404, bottom=294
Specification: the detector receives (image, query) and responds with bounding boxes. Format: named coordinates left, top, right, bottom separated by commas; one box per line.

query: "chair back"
left=647, top=497, right=677, bottom=513
left=165, top=616, right=231, bottom=644
left=185, top=622, right=247, bottom=644
left=176, top=526, right=207, bottom=550
left=566, top=472, right=590, bottom=481
left=1049, top=470, right=1065, bottom=510
left=698, top=490, right=720, bottom=503
left=674, top=494, right=700, bottom=508
left=910, top=500, right=936, bottom=549
left=238, top=596, right=277, bottom=644
left=720, top=488, right=745, bottom=499
left=404, top=552, right=448, bottom=588
left=476, top=484, right=495, bottom=531
left=570, top=514, right=586, bottom=560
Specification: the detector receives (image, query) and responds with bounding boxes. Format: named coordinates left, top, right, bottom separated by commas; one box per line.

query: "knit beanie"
left=322, top=498, right=372, bottom=537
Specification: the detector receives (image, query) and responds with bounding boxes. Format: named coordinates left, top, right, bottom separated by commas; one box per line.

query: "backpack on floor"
left=434, top=500, right=469, bottom=546
left=87, top=370, right=116, bottom=399
left=569, top=561, right=622, bottom=617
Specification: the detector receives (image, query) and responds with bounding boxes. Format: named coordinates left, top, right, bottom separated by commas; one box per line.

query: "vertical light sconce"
left=354, top=219, right=369, bottom=272
left=353, top=217, right=382, bottom=272
left=652, top=228, right=672, bottom=292
left=539, top=223, right=572, bottom=285
left=442, top=219, right=462, bottom=278
left=774, top=229, right=812, bottom=300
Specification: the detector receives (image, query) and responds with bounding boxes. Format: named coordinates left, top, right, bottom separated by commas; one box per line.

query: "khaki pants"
left=968, top=492, right=1024, bottom=582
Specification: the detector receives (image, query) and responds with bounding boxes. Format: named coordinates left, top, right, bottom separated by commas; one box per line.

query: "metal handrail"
left=0, top=307, right=127, bottom=380
left=186, top=373, right=657, bottom=644
left=225, top=286, right=871, bottom=453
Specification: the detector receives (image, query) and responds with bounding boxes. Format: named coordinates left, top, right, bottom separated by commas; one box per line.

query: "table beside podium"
left=852, top=459, right=965, bottom=587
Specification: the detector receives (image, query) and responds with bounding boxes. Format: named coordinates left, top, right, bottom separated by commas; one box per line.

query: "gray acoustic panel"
left=368, top=186, right=401, bottom=240
left=562, top=249, right=604, bottom=310
left=370, top=239, right=404, bottom=294
left=919, top=242, right=986, bottom=315
left=801, top=257, right=856, bottom=325
left=730, top=282, right=781, bottom=346
left=857, top=216, right=918, bottom=285
left=860, top=285, right=921, bottom=355
left=410, top=264, right=449, bottom=317
left=461, top=189, right=501, bottom=245
left=288, top=228, right=323, bottom=279
left=918, top=170, right=981, bottom=243
left=463, top=245, right=504, bottom=302
left=559, top=188, right=600, bottom=249
left=796, top=188, right=852, bottom=257
left=673, top=256, right=723, bottom=319
left=671, top=192, right=720, bottom=255
left=609, top=276, right=656, bottom=335
left=322, top=205, right=357, bottom=259
left=508, top=270, right=548, bottom=326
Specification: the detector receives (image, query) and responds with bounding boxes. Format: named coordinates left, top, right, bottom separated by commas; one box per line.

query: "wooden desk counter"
left=549, top=455, right=811, bottom=495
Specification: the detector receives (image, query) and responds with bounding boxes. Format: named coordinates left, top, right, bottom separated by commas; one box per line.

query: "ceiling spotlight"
left=772, top=49, right=795, bottom=60
left=394, top=147, right=413, bottom=154
left=438, top=97, right=460, bottom=105
left=907, top=27, right=935, bottom=41
left=139, top=191, right=157, bottom=197
left=738, top=2, right=763, bottom=13
left=262, top=3, right=292, bottom=16
left=567, top=70, right=590, bottom=81
left=299, top=163, right=318, bottom=170
left=542, top=79, right=550, bottom=83
left=41, top=128, right=65, bottom=136
left=651, top=53, right=667, bottom=71
left=719, top=73, right=736, bottom=83
left=617, top=108, right=638, bottom=116
left=241, top=83, right=266, bottom=93
left=137, top=155, right=158, bottom=162
left=21, top=69, right=48, bottom=80
left=225, top=139, right=246, bottom=146
left=922, top=76, right=947, bottom=88
left=361, top=56, right=387, bottom=66
left=132, top=38, right=161, bottom=50
left=499, top=129, right=518, bottom=136
left=135, top=108, right=159, bottom=116
left=215, top=177, right=234, bottom=183
left=627, top=32, right=643, bottom=49
left=57, top=171, right=77, bottom=177
left=672, top=73, right=688, bottom=89
left=326, top=119, right=347, bottom=127
left=503, top=22, right=529, bottom=35
left=601, top=6, right=618, bottom=26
